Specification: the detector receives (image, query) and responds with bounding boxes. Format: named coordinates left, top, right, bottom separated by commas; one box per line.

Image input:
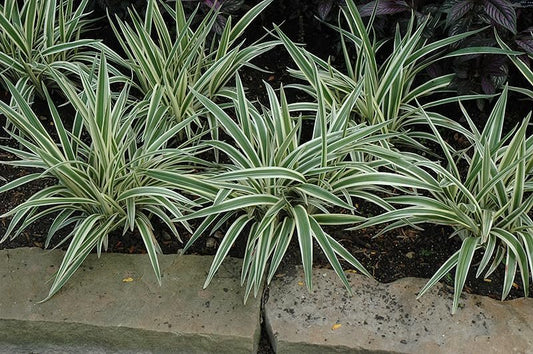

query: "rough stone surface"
left=265, top=265, right=533, bottom=354
left=0, top=248, right=262, bottom=353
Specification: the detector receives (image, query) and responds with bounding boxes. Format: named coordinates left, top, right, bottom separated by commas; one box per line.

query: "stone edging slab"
left=3, top=248, right=533, bottom=353
left=265, top=265, right=533, bottom=353
left=0, top=248, right=262, bottom=353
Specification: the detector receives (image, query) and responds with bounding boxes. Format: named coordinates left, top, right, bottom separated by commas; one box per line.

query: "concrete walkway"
left=1, top=248, right=533, bottom=353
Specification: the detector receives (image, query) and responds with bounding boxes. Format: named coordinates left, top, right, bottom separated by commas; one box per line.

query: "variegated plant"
left=147, top=74, right=433, bottom=299
left=355, top=87, right=533, bottom=313
left=0, top=0, right=105, bottom=100
left=0, top=56, right=204, bottom=300
left=277, top=0, right=515, bottom=148
left=110, top=0, right=276, bottom=139
left=496, top=30, right=533, bottom=99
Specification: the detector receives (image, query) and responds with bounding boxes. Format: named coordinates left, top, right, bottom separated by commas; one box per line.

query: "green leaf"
left=137, top=214, right=162, bottom=285
left=192, top=90, right=261, bottom=166
left=311, top=213, right=365, bottom=225
left=295, top=184, right=353, bottom=210
left=117, top=186, right=193, bottom=205
left=293, top=205, right=313, bottom=291
left=145, top=170, right=218, bottom=199
left=476, top=234, right=497, bottom=278
left=40, top=39, right=99, bottom=56
left=309, top=216, right=352, bottom=293
left=230, top=0, right=272, bottom=41
left=326, top=233, right=371, bottom=277
left=214, top=167, right=306, bottom=183
left=332, top=173, right=439, bottom=192
left=267, top=218, right=295, bottom=283
left=452, top=237, right=479, bottom=313
left=495, top=31, right=533, bottom=89
left=492, top=228, right=530, bottom=298
left=444, top=47, right=521, bottom=58
left=0, top=11, right=29, bottom=55
left=418, top=249, right=459, bottom=301
left=0, top=173, right=42, bottom=194
left=43, top=214, right=104, bottom=301
left=502, top=250, right=517, bottom=300
left=204, top=215, right=251, bottom=288
left=180, top=195, right=279, bottom=221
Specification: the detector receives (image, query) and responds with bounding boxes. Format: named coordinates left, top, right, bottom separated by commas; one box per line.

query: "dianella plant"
left=0, top=0, right=102, bottom=100
left=0, top=56, right=204, bottom=300
left=277, top=0, right=512, bottom=147
left=147, top=74, right=428, bottom=299
left=111, top=0, right=276, bottom=139
left=356, top=87, right=533, bottom=313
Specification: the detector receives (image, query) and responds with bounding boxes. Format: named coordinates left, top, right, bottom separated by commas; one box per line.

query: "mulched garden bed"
left=1, top=0, right=532, bottom=314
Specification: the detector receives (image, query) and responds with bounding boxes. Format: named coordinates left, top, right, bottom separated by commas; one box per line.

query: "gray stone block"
left=265, top=265, right=533, bottom=353
left=0, top=248, right=262, bottom=353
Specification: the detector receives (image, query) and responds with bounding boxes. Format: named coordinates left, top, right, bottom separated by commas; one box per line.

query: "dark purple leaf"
left=448, top=17, right=471, bottom=37
left=426, top=63, right=443, bottom=79
left=318, top=1, right=334, bottom=20
left=483, top=56, right=508, bottom=75
left=516, top=39, right=533, bottom=54
left=480, top=56, right=508, bottom=93
left=450, top=77, right=474, bottom=95
left=454, top=63, right=470, bottom=78
left=203, top=0, right=217, bottom=9
left=212, top=14, right=227, bottom=34
left=492, top=71, right=508, bottom=88
left=221, top=0, right=244, bottom=13
left=514, top=0, right=533, bottom=7
left=447, top=0, right=474, bottom=26
left=481, top=75, right=496, bottom=94
left=483, top=0, right=517, bottom=33
left=358, top=0, right=410, bottom=17
left=477, top=12, right=494, bottom=25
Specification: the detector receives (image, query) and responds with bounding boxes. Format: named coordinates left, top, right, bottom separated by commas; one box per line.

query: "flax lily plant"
left=277, top=0, right=515, bottom=148
left=147, top=74, right=433, bottom=299
left=111, top=0, right=276, bottom=139
left=0, top=56, right=205, bottom=300
left=0, top=0, right=104, bottom=100
left=354, top=88, right=533, bottom=313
